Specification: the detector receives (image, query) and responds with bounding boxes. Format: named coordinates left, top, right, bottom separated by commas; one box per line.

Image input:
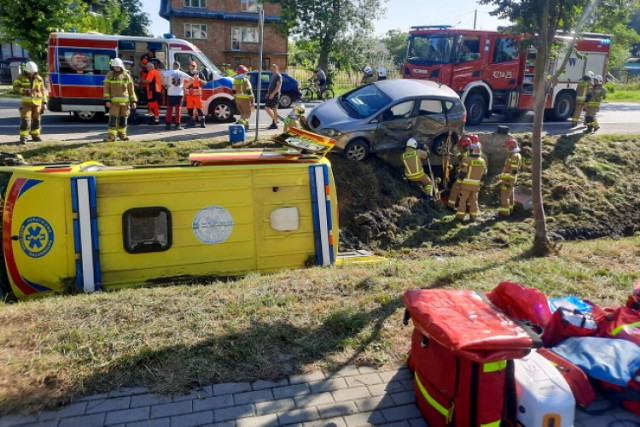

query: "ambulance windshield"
left=407, top=34, right=455, bottom=65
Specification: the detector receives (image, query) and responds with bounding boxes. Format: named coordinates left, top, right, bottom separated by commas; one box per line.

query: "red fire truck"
left=403, top=26, right=611, bottom=125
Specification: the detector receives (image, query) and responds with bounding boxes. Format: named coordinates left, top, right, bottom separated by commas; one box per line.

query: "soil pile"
left=332, top=134, right=640, bottom=251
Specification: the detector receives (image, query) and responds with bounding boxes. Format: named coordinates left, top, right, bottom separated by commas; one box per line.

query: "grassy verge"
left=606, top=82, right=640, bottom=102
left=0, top=236, right=638, bottom=415
left=0, top=85, right=19, bottom=99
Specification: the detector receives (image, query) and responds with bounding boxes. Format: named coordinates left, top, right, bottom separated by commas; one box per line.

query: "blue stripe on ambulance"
left=309, top=164, right=335, bottom=266
left=71, top=177, right=102, bottom=292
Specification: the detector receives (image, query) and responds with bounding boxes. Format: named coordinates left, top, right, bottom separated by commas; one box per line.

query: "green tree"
left=588, top=2, right=640, bottom=72
left=479, top=0, right=622, bottom=255
left=120, top=0, right=151, bottom=36
left=382, top=29, right=408, bottom=67
left=275, top=0, right=388, bottom=71
left=0, top=0, right=89, bottom=62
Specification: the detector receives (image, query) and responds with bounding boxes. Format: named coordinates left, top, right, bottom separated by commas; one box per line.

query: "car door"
left=412, top=98, right=449, bottom=147
left=372, top=100, right=416, bottom=152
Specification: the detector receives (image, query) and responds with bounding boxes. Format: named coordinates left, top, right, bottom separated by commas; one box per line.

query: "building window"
left=240, top=0, right=258, bottom=12
left=231, top=27, right=259, bottom=51
left=185, top=0, right=206, bottom=8
left=185, top=23, right=207, bottom=40
left=123, top=207, right=172, bottom=253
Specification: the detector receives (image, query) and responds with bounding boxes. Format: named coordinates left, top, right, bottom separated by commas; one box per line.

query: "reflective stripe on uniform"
left=611, top=321, right=640, bottom=337
left=462, top=179, right=481, bottom=186
left=415, top=372, right=453, bottom=422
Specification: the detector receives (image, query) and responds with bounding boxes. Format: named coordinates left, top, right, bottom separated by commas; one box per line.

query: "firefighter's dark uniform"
left=103, top=69, right=137, bottom=141
left=498, top=150, right=522, bottom=216
left=572, top=77, right=591, bottom=127
left=13, top=73, right=47, bottom=143
left=455, top=153, right=487, bottom=221
left=584, top=84, right=606, bottom=133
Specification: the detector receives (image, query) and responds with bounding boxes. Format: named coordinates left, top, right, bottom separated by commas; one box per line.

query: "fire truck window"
left=123, top=207, right=172, bottom=254
left=418, top=99, right=443, bottom=115
left=493, top=38, right=519, bottom=64
left=458, top=37, right=481, bottom=63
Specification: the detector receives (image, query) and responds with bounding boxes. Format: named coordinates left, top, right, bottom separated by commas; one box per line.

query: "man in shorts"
left=265, top=64, right=282, bottom=129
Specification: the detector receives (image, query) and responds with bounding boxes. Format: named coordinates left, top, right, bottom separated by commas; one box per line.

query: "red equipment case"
left=403, top=289, right=539, bottom=427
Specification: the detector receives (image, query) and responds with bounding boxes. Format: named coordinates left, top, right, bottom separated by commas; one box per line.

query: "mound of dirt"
left=332, top=134, right=640, bottom=251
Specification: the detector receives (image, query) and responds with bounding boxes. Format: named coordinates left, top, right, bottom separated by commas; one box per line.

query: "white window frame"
left=231, top=26, right=259, bottom=51
left=184, top=0, right=206, bottom=8
left=240, top=0, right=258, bottom=12
left=185, top=23, right=207, bottom=40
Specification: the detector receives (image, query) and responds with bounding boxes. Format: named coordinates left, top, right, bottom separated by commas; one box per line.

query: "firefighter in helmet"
left=360, top=66, right=377, bottom=85
left=498, top=138, right=522, bottom=217
left=232, top=65, right=254, bottom=130
left=402, top=137, right=433, bottom=197
left=185, top=60, right=207, bottom=128
left=13, top=61, right=48, bottom=144
left=572, top=71, right=593, bottom=127
left=283, top=103, right=306, bottom=132
left=584, top=74, right=606, bottom=133
left=103, top=58, right=137, bottom=141
left=455, top=143, right=487, bottom=222
left=447, top=134, right=476, bottom=210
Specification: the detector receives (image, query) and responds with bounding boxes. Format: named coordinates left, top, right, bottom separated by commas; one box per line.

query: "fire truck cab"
left=47, top=32, right=236, bottom=122
left=403, top=26, right=611, bottom=125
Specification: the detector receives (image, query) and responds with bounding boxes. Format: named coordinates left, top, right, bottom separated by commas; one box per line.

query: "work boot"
left=103, top=134, right=116, bottom=142
left=19, top=136, right=28, bottom=144
left=165, top=123, right=171, bottom=130
left=174, top=123, right=184, bottom=130
left=593, top=126, right=600, bottom=133
left=200, top=118, right=206, bottom=128
left=117, top=133, right=129, bottom=141
left=31, top=135, right=42, bottom=142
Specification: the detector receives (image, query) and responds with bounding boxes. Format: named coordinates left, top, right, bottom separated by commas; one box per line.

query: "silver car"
left=305, top=79, right=466, bottom=161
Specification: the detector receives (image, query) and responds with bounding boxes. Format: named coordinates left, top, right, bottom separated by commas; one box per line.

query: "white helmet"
left=110, top=58, right=125, bottom=68
left=406, top=138, right=418, bottom=149
left=585, top=70, right=594, bottom=79
left=24, top=61, right=38, bottom=73
left=363, top=66, right=373, bottom=75
left=377, top=66, right=387, bottom=77
left=594, top=74, right=603, bottom=84
left=293, top=104, right=306, bottom=116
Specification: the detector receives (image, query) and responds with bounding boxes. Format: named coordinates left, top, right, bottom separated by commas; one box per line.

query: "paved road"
left=0, top=99, right=639, bottom=145
left=1, top=363, right=638, bottom=427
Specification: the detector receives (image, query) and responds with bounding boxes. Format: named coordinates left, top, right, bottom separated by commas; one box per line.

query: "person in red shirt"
left=141, top=62, right=163, bottom=125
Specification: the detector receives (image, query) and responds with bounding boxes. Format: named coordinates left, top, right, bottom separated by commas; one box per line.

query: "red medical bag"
left=404, top=289, right=540, bottom=427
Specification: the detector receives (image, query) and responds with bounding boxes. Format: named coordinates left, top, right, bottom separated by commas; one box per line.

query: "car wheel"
left=551, top=92, right=575, bottom=121
left=301, top=88, right=314, bottom=103
left=344, top=139, right=369, bottom=162
left=73, top=111, right=101, bottom=122
left=430, top=134, right=455, bottom=156
left=279, top=94, right=293, bottom=108
left=321, top=88, right=335, bottom=101
left=464, top=94, right=487, bottom=126
left=210, top=99, right=235, bottom=123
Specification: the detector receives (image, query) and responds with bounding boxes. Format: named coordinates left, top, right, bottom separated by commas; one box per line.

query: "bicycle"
left=301, top=78, right=335, bottom=102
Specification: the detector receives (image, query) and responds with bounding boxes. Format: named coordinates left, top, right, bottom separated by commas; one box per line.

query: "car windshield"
left=339, top=85, right=392, bottom=119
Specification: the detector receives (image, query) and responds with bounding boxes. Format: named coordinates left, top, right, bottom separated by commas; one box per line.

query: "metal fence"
left=285, top=67, right=401, bottom=92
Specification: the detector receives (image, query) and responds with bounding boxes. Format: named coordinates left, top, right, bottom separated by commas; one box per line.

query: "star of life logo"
left=19, top=216, right=54, bottom=258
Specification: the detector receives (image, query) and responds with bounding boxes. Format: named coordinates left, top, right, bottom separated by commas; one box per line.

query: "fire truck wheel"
left=550, top=92, right=575, bottom=122
left=464, top=94, right=486, bottom=126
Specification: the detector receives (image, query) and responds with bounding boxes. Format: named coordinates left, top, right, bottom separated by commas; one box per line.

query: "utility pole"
left=255, top=5, right=265, bottom=141
left=473, top=9, right=477, bottom=29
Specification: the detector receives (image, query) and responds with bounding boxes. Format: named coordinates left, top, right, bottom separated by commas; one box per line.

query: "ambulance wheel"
left=464, top=94, right=486, bottom=126
left=73, top=111, right=102, bottom=122
left=210, top=99, right=235, bottom=123
left=344, top=139, right=369, bottom=162
left=550, top=91, right=575, bottom=121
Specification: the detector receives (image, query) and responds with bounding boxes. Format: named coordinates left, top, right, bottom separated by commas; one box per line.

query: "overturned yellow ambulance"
left=0, top=139, right=338, bottom=300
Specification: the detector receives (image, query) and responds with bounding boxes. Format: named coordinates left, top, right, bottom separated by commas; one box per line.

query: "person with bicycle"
left=315, top=68, right=326, bottom=94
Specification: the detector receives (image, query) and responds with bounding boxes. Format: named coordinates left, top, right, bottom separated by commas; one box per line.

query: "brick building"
left=159, top=0, right=288, bottom=71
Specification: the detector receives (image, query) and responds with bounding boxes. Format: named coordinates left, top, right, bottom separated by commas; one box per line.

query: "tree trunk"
left=531, top=5, right=553, bottom=256
left=318, top=35, right=332, bottom=72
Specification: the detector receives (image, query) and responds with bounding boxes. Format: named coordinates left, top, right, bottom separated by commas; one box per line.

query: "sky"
left=141, top=0, right=509, bottom=38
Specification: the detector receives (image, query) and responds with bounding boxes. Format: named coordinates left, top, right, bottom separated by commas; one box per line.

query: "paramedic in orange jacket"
left=13, top=61, right=48, bottom=144
left=498, top=138, right=522, bottom=217
left=455, top=143, right=487, bottom=222
left=185, top=61, right=207, bottom=128
left=103, top=58, right=137, bottom=141
left=141, top=62, right=162, bottom=125
left=402, top=138, right=433, bottom=197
